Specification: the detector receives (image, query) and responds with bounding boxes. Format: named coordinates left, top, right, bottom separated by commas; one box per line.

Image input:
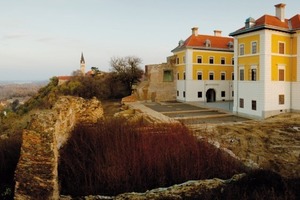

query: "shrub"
left=59, top=118, right=245, bottom=196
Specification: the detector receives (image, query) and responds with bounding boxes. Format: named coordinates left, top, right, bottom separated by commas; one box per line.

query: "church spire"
left=80, top=52, right=86, bottom=75
left=80, top=52, right=85, bottom=64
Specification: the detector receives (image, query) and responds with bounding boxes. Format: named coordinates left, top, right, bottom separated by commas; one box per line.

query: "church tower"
left=80, top=52, right=86, bottom=75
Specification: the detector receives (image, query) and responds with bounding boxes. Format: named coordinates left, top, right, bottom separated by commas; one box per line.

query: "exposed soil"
left=191, top=113, right=300, bottom=178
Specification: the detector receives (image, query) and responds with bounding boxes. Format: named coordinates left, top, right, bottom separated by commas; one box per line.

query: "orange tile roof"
left=230, top=13, right=300, bottom=36
left=172, top=34, right=233, bottom=52
left=255, top=14, right=289, bottom=29
left=290, top=14, right=300, bottom=30
left=57, top=76, right=72, bottom=80
left=185, top=34, right=233, bottom=49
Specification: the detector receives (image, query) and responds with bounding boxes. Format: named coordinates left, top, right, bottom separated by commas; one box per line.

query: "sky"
left=0, top=0, right=299, bottom=81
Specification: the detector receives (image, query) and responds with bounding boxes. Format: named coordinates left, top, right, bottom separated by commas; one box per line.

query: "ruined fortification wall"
left=135, top=63, right=177, bottom=102
left=14, top=96, right=103, bottom=200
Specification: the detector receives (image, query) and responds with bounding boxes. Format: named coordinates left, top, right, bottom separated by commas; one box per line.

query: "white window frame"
left=209, top=71, right=214, bottom=80
left=250, top=65, right=257, bottom=81
left=251, top=41, right=257, bottom=54
left=197, top=56, right=202, bottom=64
left=239, top=44, right=245, bottom=56
left=221, top=57, right=226, bottom=65
left=197, top=71, right=203, bottom=80
left=221, top=72, right=226, bottom=80
left=278, top=65, right=285, bottom=81
left=278, top=41, right=285, bottom=54
left=239, top=66, right=245, bottom=81
left=209, top=56, right=214, bottom=64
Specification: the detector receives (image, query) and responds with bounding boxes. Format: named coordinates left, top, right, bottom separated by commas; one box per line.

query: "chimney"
left=214, top=30, right=222, bottom=36
left=191, top=27, right=198, bottom=36
left=275, top=3, right=286, bottom=22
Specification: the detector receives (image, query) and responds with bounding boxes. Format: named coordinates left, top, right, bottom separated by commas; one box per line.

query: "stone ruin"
left=14, top=96, right=104, bottom=199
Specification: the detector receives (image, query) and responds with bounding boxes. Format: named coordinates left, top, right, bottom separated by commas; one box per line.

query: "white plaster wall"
left=185, top=80, right=233, bottom=102
left=233, top=37, right=239, bottom=113
left=235, top=81, right=264, bottom=118
left=176, top=80, right=185, bottom=101
left=292, top=82, right=300, bottom=111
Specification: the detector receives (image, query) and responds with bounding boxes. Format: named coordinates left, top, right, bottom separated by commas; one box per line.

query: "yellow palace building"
left=230, top=3, right=300, bottom=118
left=172, top=27, right=234, bottom=102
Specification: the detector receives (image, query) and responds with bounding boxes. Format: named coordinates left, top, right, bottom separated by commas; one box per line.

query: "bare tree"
left=110, top=56, right=144, bottom=96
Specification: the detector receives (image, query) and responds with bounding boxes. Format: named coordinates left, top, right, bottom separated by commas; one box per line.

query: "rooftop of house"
left=172, top=28, right=234, bottom=53
left=230, top=3, right=300, bottom=36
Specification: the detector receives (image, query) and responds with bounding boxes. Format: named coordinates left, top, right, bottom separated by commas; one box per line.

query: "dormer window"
left=204, top=39, right=211, bottom=47
left=228, top=41, right=233, bottom=49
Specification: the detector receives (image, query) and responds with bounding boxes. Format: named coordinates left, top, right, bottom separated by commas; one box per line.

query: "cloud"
left=36, top=37, right=55, bottom=43
left=2, top=34, right=27, bottom=40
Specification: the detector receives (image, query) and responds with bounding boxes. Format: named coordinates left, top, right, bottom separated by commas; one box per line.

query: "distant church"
left=80, top=52, right=86, bottom=75
left=57, top=52, right=86, bottom=85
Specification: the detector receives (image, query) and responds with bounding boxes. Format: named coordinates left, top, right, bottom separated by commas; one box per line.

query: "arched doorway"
left=206, top=89, right=216, bottom=102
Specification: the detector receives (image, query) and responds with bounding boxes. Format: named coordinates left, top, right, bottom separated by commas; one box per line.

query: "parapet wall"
left=14, top=96, right=103, bottom=199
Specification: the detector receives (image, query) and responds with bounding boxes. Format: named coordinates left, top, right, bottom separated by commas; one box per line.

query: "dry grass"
left=58, top=117, right=245, bottom=196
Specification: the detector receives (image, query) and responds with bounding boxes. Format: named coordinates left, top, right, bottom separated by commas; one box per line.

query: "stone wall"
left=14, top=96, right=103, bottom=200
left=135, top=62, right=177, bottom=102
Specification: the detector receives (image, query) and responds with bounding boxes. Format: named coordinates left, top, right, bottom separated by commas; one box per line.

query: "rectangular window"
left=251, top=68, right=257, bottom=81
left=209, top=72, right=214, bottom=80
left=163, top=70, right=173, bottom=82
left=198, top=91, right=202, bottom=98
left=232, top=72, right=234, bottom=80
left=197, top=56, right=202, bottom=63
left=221, top=91, right=225, bottom=97
left=239, top=44, right=244, bottom=55
left=177, top=91, right=179, bottom=96
left=239, top=98, right=244, bottom=108
left=252, top=100, right=257, bottom=110
left=197, top=72, right=202, bottom=80
left=239, top=69, right=244, bottom=81
left=232, top=91, right=234, bottom=97
left=221, top=72, right=226, bottom=80
left=221, top=57, right=225, bottom=65
left=279, top=42, right=285, bottom=54
left=251, top=41, right=257, bottom=54
left=279, top=94, right=284, bottom=105
left=183, top=91, right=185, bottom=98
left=183, top=72, right=186, bottom=80
left=209, top=57, right=214, bottom=64
left=279, top=69, right=284, bottom=81
left=232, top=58, right=234, bottom=65
left=177, top=73, right=179, bottom=80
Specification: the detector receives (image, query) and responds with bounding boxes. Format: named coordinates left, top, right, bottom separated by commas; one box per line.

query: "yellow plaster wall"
left=176, top=65, right=185, bottom=80
left=192, top=51, right=233, bottom=65
left=192, top=65, right=233, bottom=80
left=238, top=56, right=260, bottom=81
left=271, top=56, right=296, bottom=81
left=192, top=51, right=233, bottom=80
left=238, top=34, right=260, bottom=54
left=271, top=34, right=297, bottom=82
left=271, top=34, right=292, bottom=54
